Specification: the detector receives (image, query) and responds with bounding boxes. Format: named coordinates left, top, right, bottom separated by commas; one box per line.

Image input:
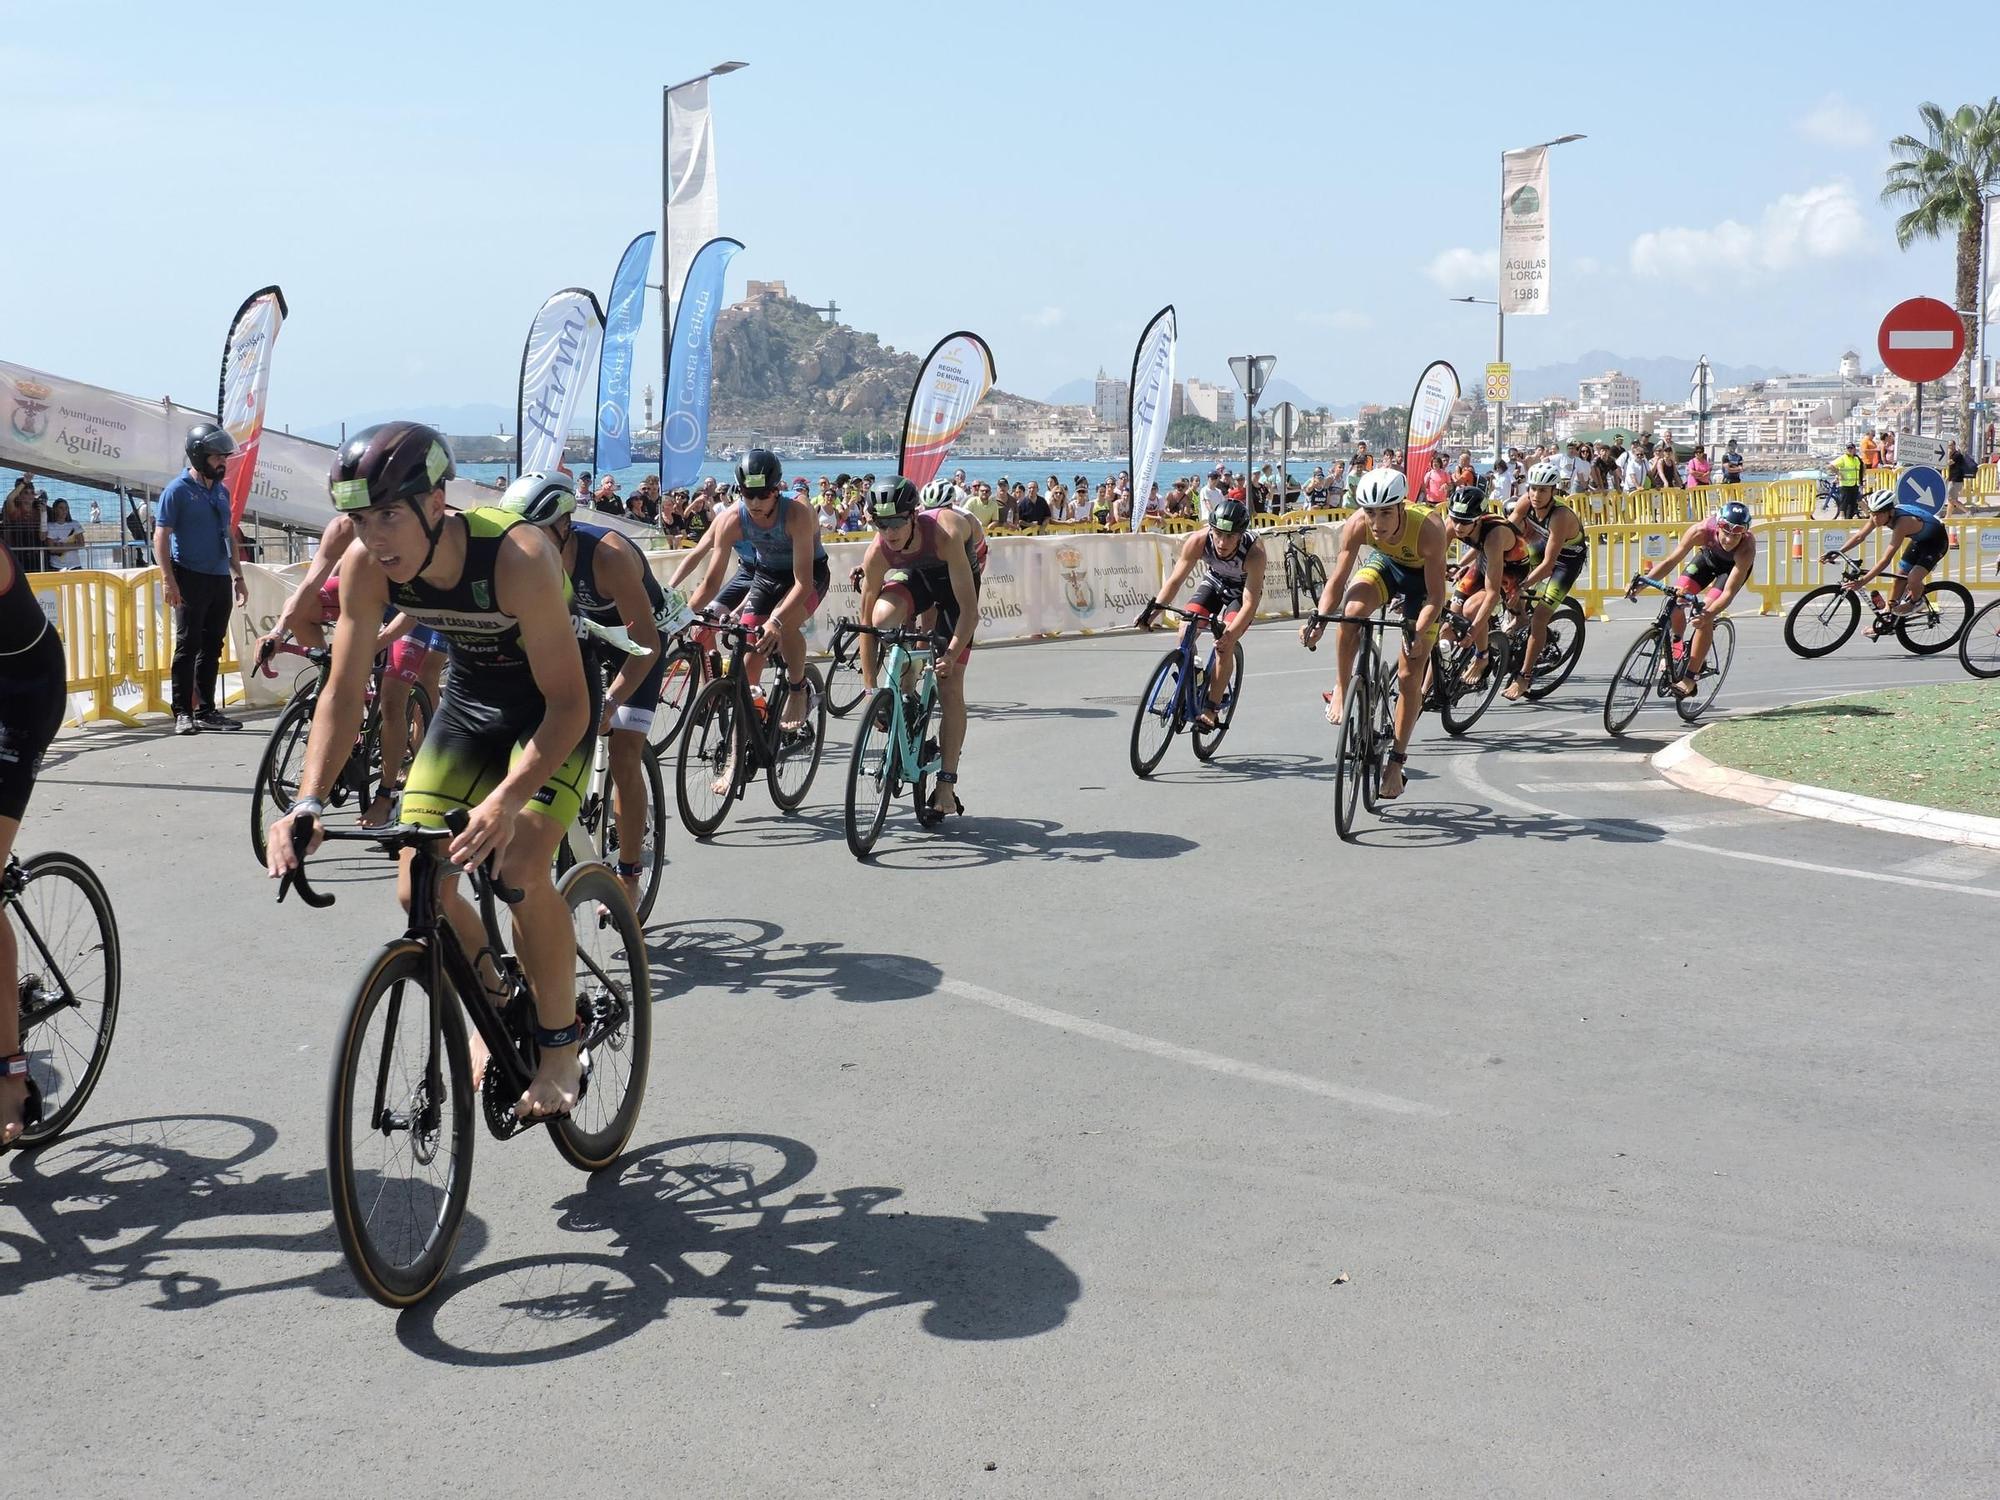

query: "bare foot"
left=0, top=1074, right=32, bottom=1147
left=931, top=782, right=962, bottom=817
left=1381, top=758, right=1407, bottom=800
left=362, top=789, right=397, bottom=828
left=1502, top=677, right=1527, bottom=702
left=519, top=1045, right=582, bottom=1120
left=1321, top=691, right=1342, bottom=726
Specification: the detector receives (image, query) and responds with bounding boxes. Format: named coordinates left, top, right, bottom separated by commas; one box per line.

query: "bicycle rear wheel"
left=1524, top=600, right=1587, bottom=699
left=9, top=852, right=121, bottom=1148
left=1191, top=643, right=1244, bottom=761
left=548, top=865, right=652, bottom=1172
left=1604, top=627, right=1663, bottom=737
left=249, top=694, right=315, bottom=866
left=1783, top=585, right=1860, bottom=658
left=648, top=640, right=703, bottom=752
left=845, top=688, right=899, bottom=859
left=326, top=941, right=474, bottom=1308
left=1959, top=595, right=2000, bottom=679
left=1677, top=617, right=1736, bottom=722
left=1436, top=639, right=1501, bottom=736
left=824, top=638, right=868, bottom=718
left=674, top=679, right=744, bottom=839
left=766, top=664, right=828, bottom=811
left=1895, top=581, right=1972, bottom=655
left=1333, top=676, right=1371, bottom=842
left=1130, top=650, right=1183, bottom=779
left=594, top=741, right=667, bottom=924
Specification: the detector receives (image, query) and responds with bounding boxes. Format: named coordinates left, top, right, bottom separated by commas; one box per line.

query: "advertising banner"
left=1500, top=145, right=1551, bottom=316
left=596, top=232, right=655, bottom=473
left=1401, top=360, right=1461, bottom=500
left=1127, top=306, right=1177, bottom=533
left=665, top=78, right=719, bottom=321
left=899, top=332, right=996, bottom=490
left=660, top=236, right=742, bottom=491
left=216, top=285, right=288, bottom=527
left=517, top=287, right=604, bottom=479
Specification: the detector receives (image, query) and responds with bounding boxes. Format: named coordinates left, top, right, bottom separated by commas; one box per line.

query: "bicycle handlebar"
left=1300, top=611, right=1413, bottom=652
left=277, top=808, right=523, bottom=910
left=840, top=619, right=948, bottom=653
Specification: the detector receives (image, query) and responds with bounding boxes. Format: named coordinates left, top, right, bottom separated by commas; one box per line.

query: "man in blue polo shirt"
left=153, top=423, right=248, bottom=735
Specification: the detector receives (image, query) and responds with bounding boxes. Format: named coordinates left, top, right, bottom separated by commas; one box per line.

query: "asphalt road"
left=7, top=608, right=1997, bottom=1498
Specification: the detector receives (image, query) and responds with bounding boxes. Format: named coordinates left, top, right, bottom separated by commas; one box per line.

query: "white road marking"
left=1450, top=753, right=2000, bottom=902
left=1647, top=810, right=1784, bottom=834
left=1891, top=845, right=2000, bottom=882
left=863, top=958, right=1445, bottom=1118
left=1519, top=779, right=1679, bottom=793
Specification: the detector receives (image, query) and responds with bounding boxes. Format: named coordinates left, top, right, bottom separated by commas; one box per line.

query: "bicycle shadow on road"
left=965, top=699, right=1119, bottom=722
left=1149, top=751, right=1338, bottom=785
left=393, top=1132, right=1081, bottom=1367
left=1347, top=798, right=1673, bottom=851
left=0, top=1113, right=488, bottom=1309
left=646, top=918, right=943, bottom=1005
left=863, top=814, right=1198, bottom=871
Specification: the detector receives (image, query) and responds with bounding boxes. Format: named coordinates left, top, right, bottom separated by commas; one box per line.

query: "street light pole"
left=1228, top=355, right=1276, bottom=511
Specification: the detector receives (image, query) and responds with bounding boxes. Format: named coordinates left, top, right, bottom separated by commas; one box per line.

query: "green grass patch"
left=1698, top=685, right=2000, bottom=817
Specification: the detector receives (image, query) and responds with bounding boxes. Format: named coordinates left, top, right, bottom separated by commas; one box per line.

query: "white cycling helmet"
left=499, top=471, right=577, bottom=527
left=1352, top=468, right=1409, bottom=510
left=1864, top=488, right=1898, bottom=515
left=1526, top=460, right=1562, bottom=489
left=919, top=479, right=965, bottom=510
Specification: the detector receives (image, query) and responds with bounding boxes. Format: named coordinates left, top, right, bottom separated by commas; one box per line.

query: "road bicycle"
left=1129, top=603, right=1245, bottom=778
left=1959, top=583, right=2000, bottom=679
left=3, top=848, right=120, bottom=1151
left=1604, top=577, right=1735, bottom=737
left=1428, top=579, right=1588, bottom=736
left=1305, top=610, right=1414, bottom=842
left=248, top=634, right=431, bottom=866
left=556, top=723, right=667, bottom=925
left=1276, top=527, right=1329, bottom=620
left=674, top=617, right=828, bottom=838
left=278, top=809, right=650, bottom=1307
left=841, top=621, right=955, bottom=858
left=1782, top=550, right=1972, bottom=658
left=821, top=618, right=870, bottom=718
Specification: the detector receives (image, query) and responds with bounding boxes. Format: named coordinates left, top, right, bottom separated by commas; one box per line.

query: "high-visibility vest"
left=1833, top=454, right=1863, bottom=485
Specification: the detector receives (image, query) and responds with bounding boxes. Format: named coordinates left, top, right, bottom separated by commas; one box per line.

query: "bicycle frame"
left=4, top=858, right=79, bottom=1030
left=851, top=623, right=943, bottom=783
left=706, top=618, right=808, bottom=772
left=1152, top=606, right=1233, bottom=728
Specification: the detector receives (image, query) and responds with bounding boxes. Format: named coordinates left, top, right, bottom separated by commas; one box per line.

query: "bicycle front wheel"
left=1333, top=676, right=1371, bottom=843
left=1524, top=600, right=1587, bottom=699
left=1130, top=650, right=1184, bottom=779
left=1191, top=643, right=1244, bottom=762
left=1959, top=595, right=2000, bottom=679
left=548, top=865, right=652, bottom=1172
left=674, top=679, right=744, bottom=839
left=594, top=740, right=667, bottom=925
left=1436, top=639, right=1501, bottom=736
left=1604, top=627, right=1663, bottom=737
left=1677, top=617, right=1736, bottom=722
left=326, top=941, right=474, bottom=1308
left=249, top=694, right=315, bottom=867
left=1783, top=585, right=1860, bottom=658
left=9, top=852, right=121, bottom=1148
left=649, top=640, right=704, bottom=752
left=824, top=639, right=868, bottom=718
left=1896, top=581, right=1972, bottom=655
left=845, top=688, right=899, bottom=859
left=766, top=664, right=828, bottom=811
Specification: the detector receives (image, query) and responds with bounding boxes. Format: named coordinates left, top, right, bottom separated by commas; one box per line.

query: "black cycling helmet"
left=328, top=422, right=456, bottom=513
left=1717, top=499, right=1752, bottom=528
left=1447, top=484, right=1487, bottom=522
left=866, top=474, right=920, bottom=524
left=185, top=423, right=237, bottom=464
left=735, top=448, right=783, bottom=497
left=1209, top=497, right=1250, bottom=534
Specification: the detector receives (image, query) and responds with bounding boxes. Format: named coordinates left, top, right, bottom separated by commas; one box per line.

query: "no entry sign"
left=1878, top=297, right=1965, bottom=384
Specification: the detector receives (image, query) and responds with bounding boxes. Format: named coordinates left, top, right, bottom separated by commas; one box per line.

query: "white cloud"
left=1628, top=182, right=1869, bottom=281
left=1574, top=255, right=1601, bottom=276
left=1796, top=94, right=1873, bottom=149
left=1024, top=305, right=1066, bottom=329
left=1307, top=309, right=1373, bottom=331
left=1423, top=246, right=1498, bottom=291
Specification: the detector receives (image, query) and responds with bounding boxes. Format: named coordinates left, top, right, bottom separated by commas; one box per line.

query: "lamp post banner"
left=1402, top=360, right=1461, bottom=499
left=660, top=236, right=742, bottom=491
left=899, top=332, right=996, bottom=490
left=1500, top=145, right=1551, bottom=317
left=216, top=285, right=288, bottom=528
left=665, top=79, right=719, bottom=322
left=595, top=231, right=656, bottom=473
left=517, top=287, right=605, bottom=479
left=1127, top=305, right=1177, bottom=533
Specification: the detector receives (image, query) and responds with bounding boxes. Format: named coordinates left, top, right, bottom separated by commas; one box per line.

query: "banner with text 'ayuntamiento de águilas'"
left=899, top=332, right=995, bottom=491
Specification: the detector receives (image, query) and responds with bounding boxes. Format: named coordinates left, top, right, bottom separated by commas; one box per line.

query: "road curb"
left=1653, top=728, right=2000, bottom=851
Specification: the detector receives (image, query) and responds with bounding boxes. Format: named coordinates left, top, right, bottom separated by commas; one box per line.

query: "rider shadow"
left=647, top=918, right=943, bottom=1005
left=393, top=1133, right=1081, bottom=1367
left=863, top=815, right=1198, bottom=872
left=965, top=700, right=1118, bottom=722
left=1348, top=798, right=1671, bottom=851
left=0, top=1113, right=488, bottom=1309
left=1150, top=751, right=1338, bottom=785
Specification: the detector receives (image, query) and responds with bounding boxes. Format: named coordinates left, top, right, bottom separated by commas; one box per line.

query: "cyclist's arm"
left=667, top=525, right=717, bottom=588
left=1152, top=533, right=1202, bottom=609
left=684, top=510, right=742, bottom=613
left=1475, top=533, right=1508, bottom=605
left=1316, top=518, right=1365, bottom=613
left=278, top=515, right=356, bottom=637
left=371, top=610, right=416, bottom=655
left=856, top=542, right=889, bottom=689
left=1226, top=545, right=1265, bottom=643
left=937, top=521, right=980, bottom=674
left=488, top=528, right=591, bottom=814
left=596, top=537, right=664, bottom=715
left=768, top=505, right=821, bottom=630
left=1853, top=519, right=1913, bottom=586
left=1712, top=538, right=1758, bottom=611
left=1833, top=515, right=1880, bottom=556
left=1636, top=526, right=1701, bottom=587
left=1411, top=516, right=1448, bottom=644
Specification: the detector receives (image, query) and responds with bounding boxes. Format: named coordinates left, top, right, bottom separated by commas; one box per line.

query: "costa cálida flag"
left=517, top=287, right=605, bottom=479
left=1401, top=360, right=1460, bottom=501
left=899, top=332, right=996, bottom=490
left=595, top=231, right=656, bottom=473
left=660, top=236, right=742, bottom=491
left=1127, top=305, right=1176, bottom=533
left=217, top=284, right=288, bottom=527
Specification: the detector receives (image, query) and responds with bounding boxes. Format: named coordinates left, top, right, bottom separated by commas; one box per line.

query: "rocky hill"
left=711, top=292, right=1034, bottom=441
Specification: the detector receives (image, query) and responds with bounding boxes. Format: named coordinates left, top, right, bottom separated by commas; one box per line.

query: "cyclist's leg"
left=0, top=812, right=22, bottom=1145
left=776, top=558, right=829, bottom=729
left=929, top=583, right=975, bottom=814
left=0, top=634, right=67, bottom=1144
left=1385, top=586, right=1433, bottom=798
left=372, top=635, right=432, bottom=822
left=1682, top=590, right=1727, bottom=683
left=1329, top=569, right=1389, bottom=725
left=605, top=649, right=664, bottom=902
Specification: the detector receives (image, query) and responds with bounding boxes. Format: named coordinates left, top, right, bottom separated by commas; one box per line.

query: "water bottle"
left=1869, top=589, right=1886, bottom=613
left=751, top=685, right=768, bottom=721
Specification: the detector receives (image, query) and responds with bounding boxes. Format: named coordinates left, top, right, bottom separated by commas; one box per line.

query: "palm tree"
left=1881, top=99, right=2000, bottom=442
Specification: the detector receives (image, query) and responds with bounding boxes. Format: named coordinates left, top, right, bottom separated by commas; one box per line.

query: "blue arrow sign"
left=1895, top=465, right=1946, bottom=518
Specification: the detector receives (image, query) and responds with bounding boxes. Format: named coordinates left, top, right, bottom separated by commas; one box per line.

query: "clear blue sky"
left=4, top=0, right=1989, bottom=424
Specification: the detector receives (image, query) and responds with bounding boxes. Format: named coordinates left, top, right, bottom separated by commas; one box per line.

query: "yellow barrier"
left=1976, top=461, right=1998, bottom=496
left=29, top=566, right=248, bottom=726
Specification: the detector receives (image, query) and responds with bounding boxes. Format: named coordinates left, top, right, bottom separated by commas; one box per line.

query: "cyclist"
left=855, top=475, right=981, bottom=817
left=1440, top=483, right=1524, bottom=686
left=919, top=478, right=991, bottom=571
left=0, top=529, right=68, bottom=1145
left=1626, top=499, right=1757, bottom=699
left=1138, top=496, right=1264, bottom=729
left=1298, top=468, right=1446, bottom=801
left=500, top=472, right=666, bottom=908
left=684, top=449, right=828, bottom=731
left=1502, top=460, right=1589, bottom=702
left=257, top=510, right=447, bottom=826
left=263, top=423, right=596, bottom=1122
left=1834, top=487, right=1951, bottom=636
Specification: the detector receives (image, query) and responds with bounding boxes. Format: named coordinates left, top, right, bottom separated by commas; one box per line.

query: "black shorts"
left=882, top=563, right=980, bottom=657
left=1900, top=518, right=1949, bottom=573
left=0, top=630, right=66, bottom=822
left=1187, top=579, right=1246, bottom=624
left=591, top=638, right=668, bottom=735
left=401, top=662, right=602, bottom=830
left=738, top=557, right=831, bottom=625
